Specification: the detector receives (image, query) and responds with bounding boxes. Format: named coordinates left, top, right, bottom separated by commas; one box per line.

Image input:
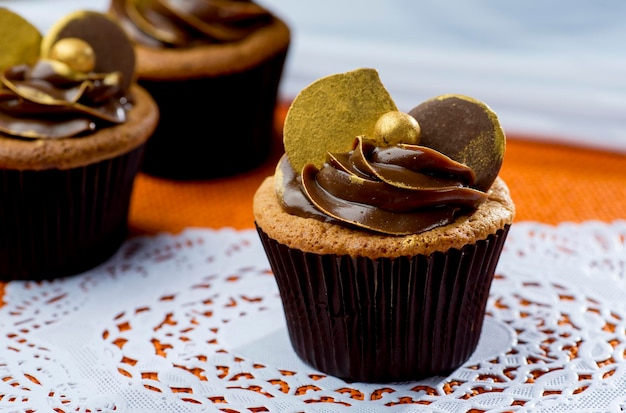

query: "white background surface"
left=5, top=0, right=626, bottom=151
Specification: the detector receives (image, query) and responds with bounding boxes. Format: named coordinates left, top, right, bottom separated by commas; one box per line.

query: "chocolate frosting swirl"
left=278, top=137, right=488, bottom=235
left=110, top=0, right=272, bottom=48
left=0, top=60, right=129, bottom=140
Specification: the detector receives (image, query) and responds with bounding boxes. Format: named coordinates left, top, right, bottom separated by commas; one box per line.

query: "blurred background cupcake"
left=0, top=9, right=158, bottom=280
left=108, top=0, right=290, bottom=180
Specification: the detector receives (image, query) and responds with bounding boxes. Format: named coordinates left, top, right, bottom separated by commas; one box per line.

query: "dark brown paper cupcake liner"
left=0, top=145, right=145, bottom=280
left=256, top=224, right=511, bottom=383
left=139, top=48, right=288, bottom=180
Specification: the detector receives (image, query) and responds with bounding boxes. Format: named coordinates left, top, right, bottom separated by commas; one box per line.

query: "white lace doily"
left=2, top=221, right=626, bottom=413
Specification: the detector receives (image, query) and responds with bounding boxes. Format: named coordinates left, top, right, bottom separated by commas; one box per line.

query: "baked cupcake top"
left=275, top=68, right=509, bottom=237
left=255, top=174, right=513, bottom=257
left=108, top=0, right=290, bottom=79
left=0, top=8, right=157, bottom=170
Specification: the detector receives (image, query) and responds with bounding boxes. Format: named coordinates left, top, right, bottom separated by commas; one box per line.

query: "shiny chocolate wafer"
left=409, top=94, right=505, bottom=191
left=41, top=10, right=136, bottom=92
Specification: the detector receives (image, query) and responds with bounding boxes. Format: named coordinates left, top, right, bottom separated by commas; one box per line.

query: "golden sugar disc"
left=408, top=94, right=505, bottom=192
left=0, top=8, right=42, bottom=72
left=283, top=68, right=397, bottom=173
left=41, top=10, right=135, bottom=92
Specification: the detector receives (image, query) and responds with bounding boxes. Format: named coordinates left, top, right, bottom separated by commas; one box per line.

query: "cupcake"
left=108, top=0, right=290, bottom=179
left=253, top=68, right=515, bottom=382
left=0, top=9, right=158, bottom=280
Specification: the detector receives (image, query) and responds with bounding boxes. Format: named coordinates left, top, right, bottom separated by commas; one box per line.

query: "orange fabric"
left=129, top=104, right=626, bottom=234
left=1, top=105, right=626, bottom=304
left=129, top=137, right=626, bottom=233
left=499, top=136, right=626, bottom=224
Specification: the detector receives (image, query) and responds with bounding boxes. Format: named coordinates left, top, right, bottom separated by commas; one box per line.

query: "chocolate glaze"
left=278, top=137, right=487, bottom=235
left=109, top=0, right=272, bottom=47
left=0, top=60, right=130, bottom=139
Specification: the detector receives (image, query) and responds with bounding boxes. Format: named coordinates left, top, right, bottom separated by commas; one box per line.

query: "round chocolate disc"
left=41, top=10, right=136, bottom=92
left=408, top=94, right=505, bottom=191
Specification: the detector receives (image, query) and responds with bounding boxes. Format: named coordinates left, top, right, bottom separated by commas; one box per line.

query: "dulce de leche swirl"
left=277, top=136, right=488, bottom=236
left=109, top=0, right=272, bottom=48
left=0, top=60, right=129, bottom=140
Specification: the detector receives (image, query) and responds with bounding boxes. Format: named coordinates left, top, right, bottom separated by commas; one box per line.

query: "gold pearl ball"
left=374, top=111, right=421, bottom=146
left=49, top=37, right=96, bottom=73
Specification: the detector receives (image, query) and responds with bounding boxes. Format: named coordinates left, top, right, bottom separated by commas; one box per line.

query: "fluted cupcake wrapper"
left=256, top=224, right=511, bottom=383
left=0, top=145, right=145, bottom=281
left=139, top=48, right=288, bottom=180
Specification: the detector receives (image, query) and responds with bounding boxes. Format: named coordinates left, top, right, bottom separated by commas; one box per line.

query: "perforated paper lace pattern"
left=2, top=221, right=626, bottom=412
